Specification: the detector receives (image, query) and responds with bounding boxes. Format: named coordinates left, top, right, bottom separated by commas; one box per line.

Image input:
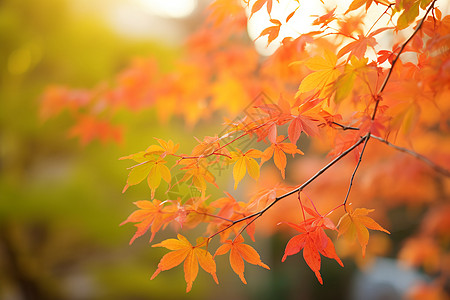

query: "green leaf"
left=397, top=1, right=420, bottom=30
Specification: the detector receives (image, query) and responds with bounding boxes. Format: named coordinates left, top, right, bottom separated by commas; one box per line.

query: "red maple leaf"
left=282, top=222, right=343, bottom=284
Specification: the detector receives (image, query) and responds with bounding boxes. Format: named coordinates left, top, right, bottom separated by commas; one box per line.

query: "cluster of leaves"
left=42, top=0, right=450, bottom=295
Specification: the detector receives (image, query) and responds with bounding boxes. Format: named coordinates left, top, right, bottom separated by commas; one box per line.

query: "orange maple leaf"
left=282, top=223, right=343, bottom=284
left=261, top=135, right=304, bottom=178
left=288, top=115, right=319, bottom=144
left=302, top=206, right=337, bottom=231
left=69, top=115, right=122, bottom=145
left=345, top=0, right=391, bottom=13
left=151, top=235, right=218, bottom=292
left=178, top=160, right=217, bottom=194
left=120, top=200, right=175, bottom=244
left=214, top=235, right=270, bottom=284
left=337, top=28, right=392, bottom=59
left=338, top=206, right=390, bottom=257
left=249, top=0, right=275, bottom=18
left=256, top=19, right=282, bottom=46
left=312, top=7, right=337, bottom=28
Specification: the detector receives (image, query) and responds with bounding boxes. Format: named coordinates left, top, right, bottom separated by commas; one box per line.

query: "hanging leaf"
left=151, top=235, right=218, bottom=292
left=214, top=235, right=270, bottom=284
left=338, top=206, right=390, bottom=257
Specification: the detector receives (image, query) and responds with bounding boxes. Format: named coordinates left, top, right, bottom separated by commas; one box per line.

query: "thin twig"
left=233, top=215, right=257, bottom=243
left=343, top=137, right=370, bottom=209
left=343, top=1, right=440, bottom=207
left=332, top=121, right=360, bottom=131
left=374, top=0, right=437, bottom=120
left=228, top=134, right=368, bottom=226
left=298, top=190, right=306, bottom=221
left=370, top=134, right=450, bottom=177
left=188, top=210, right=234, bottom=223
left=366, top=4, right=394, bottom=36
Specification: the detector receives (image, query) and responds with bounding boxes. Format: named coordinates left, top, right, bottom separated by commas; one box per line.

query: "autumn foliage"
left=42, top=0, right=450, bottom=295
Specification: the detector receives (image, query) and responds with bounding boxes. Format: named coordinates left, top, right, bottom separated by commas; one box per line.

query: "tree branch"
left=227, top=134, right=369, bottom=227
left=207, top=1, right=440, bottom=242
left=370, top=134, right=450, bottom=177
left=332, top=121, right=360, bottom=131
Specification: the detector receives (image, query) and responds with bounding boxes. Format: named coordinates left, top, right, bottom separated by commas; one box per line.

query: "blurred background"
left=0, top=0, right=448, bottom=299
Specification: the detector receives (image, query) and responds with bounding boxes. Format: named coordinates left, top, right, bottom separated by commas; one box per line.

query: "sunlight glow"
left=246, top=0, right=328, bottom=56
left=247, top=0, right=450, bottom=56
left=138, top=0, right=197, bottom=18
left=246, top=0, right=393, bottom=56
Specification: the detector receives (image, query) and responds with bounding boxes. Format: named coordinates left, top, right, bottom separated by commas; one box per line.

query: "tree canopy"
left=41, top=0, right=449, bottom=297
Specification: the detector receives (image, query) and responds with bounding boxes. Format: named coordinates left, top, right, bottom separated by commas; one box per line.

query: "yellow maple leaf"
left=297, top=49, right=341, bottom=98
left=121, top=158, right=171, bottom=198
left=338, top=206, right=390, bottom=257
left=231, top=149, right=262, bottom=189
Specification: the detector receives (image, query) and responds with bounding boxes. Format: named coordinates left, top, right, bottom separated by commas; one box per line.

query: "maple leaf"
left=179, top=159, right=217, bottom=194
left=69, top=115, right=122, bottom=145
left=119, top=145, right=164, bottom=163
left=254, top=95, right=293, bottom=143
left=256, top=19, right=282, bottom=46
left=338, top=35, right=377, bottom=59
left=249, top=185, right=290, bottom=210
left=288, top=115, right=318, bottom=144
left=396, top=0, right=420, bottom=30
left=261, top=135, right=304, bottom=178
left=231, top=149, right=263, bottom=189
left=338, top=207, right=390, bottom=257
left=296, top=49, right=342, bottom=98
left=210, top=192, right=237, bottom=221
left=333, top=55, right=372, bottom=103
left=40, top=86, right=90, bottom=120
left=151, top=235, right=218, bottom=292
left=345, top=0, right=391, bottom=13
left=285, top=6, right=299, bottom=23
left=119, top=139, right=178, bottom=196
left=312, top=7, right=337, bottom=28
left=302, top=206, right=337, bottom=231
left=249, top=0, right=275, bottom=18
left=282, top=223, right=343, bottom=284
left=121, top=157, right=171, bottom=198
left=338, top=27, right=393, bottom=59
left=288, top=96, right=322, bottom=143
left=120, top=200, right=175, bottom=244
left=191, top=135, right=221, bottom=157
left=214, top=235, right=270, bottom=284
left=154, top=138, right=180, bottom=158
left=180, top=196, right=216, bottom=229
left=377, top=46, right=402, bottom=65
